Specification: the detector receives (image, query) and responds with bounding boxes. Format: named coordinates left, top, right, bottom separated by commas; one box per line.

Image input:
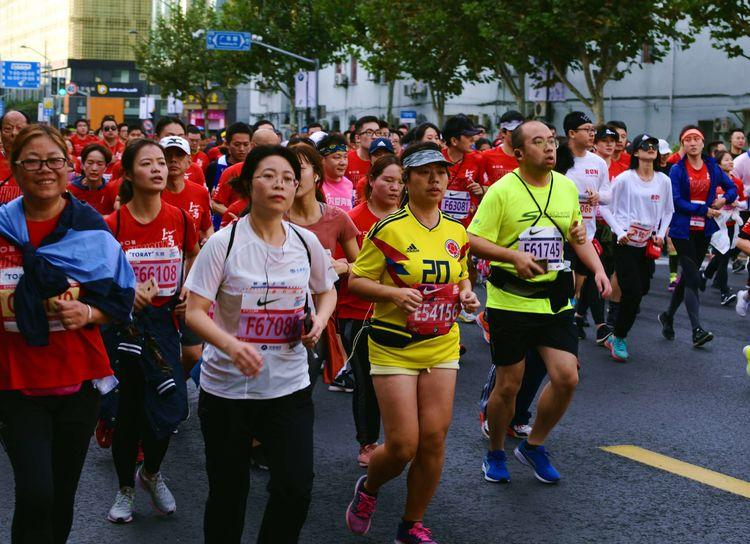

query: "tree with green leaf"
left=686, top=0, right=750, bottom=60
left=487, top=0, right=694, bottom=123
left=133, top=0, right=251, bottom=126
left=221, top=0, right=350, bottom=129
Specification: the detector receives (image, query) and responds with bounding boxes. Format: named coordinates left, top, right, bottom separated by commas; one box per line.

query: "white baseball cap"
left=658, top=139, right=671, bottom=155
left=159, top=136, right=191, bottom=155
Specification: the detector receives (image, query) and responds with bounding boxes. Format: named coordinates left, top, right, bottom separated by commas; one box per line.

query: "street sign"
left=1, top=61, right=41, bottom=89
left=205, top=30, right=252, bottom=52
left=66, top=82, right=78, bottom=95
left=0, top=99, right=4, bottom=118
left=400, top=110, right=418, bottom=125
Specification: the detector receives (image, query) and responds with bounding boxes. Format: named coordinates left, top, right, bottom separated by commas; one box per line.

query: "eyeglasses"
left=359, top=129, right=376, bottom=137
left=638, top=142, right=658, bottom=151
left=530, top=138, right=559, bottom=150
left=574, top=128, right=596, bottom=135
left=102, top=126, right=118, bottom=132
left=15, top=157, right=68, bottom=171
left=253, top=172, right=299, bottom=187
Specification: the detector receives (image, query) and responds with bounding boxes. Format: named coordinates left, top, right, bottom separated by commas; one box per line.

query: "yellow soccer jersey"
left=352, top=205, right=469, bottom=369
left=468, top=169, right=582, bottom=314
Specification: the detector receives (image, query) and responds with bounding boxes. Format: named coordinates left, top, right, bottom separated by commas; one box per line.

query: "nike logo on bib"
left=257, top=298, right=280, bottom=307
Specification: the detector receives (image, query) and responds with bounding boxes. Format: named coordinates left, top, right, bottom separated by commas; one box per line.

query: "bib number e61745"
left=517, top=226, right=564, bottom=271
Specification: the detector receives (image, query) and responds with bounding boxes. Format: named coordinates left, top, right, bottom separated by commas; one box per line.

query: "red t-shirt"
left=207, top=146, right=223, bottom=162
left=289, top=203, right=358, bottom=259
left=67, top=179, right=119, bottom=215
left=607, top=158, right=627, bottom=181
left=220, top=199, right=250, bottom=228
left=616, top=151, right=631, bottom=169
left=104, top=139, right=125, bottom=163
left=161, top=180, right=212, bottom=233
left=70, top=134, right=103, bottom=157
left=481, top=146, right=518, bottom=186
left=105, top=203, right=198, bottom=307
left=0, top=207, right=112, bottom=390
left=192, top=151, right=210, bottom=172
left=345, top=149, right=371, bottom=190
left=212, top=161, right=244, bottom=207
left=687, top=162, right=711, bottom=231
left=667, top=152, right=682, bottom=165
left=0, top=176, right=22, bottom=205
left=443, top=148, right=484, bottom=227
left=0, top=151, right=11, bottom=181
left=109, top=161, right=205, bottom=188
left=337, top=202, right=380, bottom=320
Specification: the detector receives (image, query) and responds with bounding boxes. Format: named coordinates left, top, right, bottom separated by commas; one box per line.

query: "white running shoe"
left=107, top=487, right=135, bottom=524
left=137, top=467, right=176, bottom=515
left=458, top=309, right=477, bottom=323
left=736, top=290, right=749, bottom=317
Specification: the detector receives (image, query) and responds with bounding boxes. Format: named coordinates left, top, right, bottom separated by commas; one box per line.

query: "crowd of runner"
left=1, top=106, right=750, bottom=544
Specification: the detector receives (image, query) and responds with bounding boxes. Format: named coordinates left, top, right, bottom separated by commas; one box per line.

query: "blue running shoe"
left=482, top=450, right=510, bottom=483
left=514, top=440, right=560, bottom=484
left=605, top=336, right=629, bottom=362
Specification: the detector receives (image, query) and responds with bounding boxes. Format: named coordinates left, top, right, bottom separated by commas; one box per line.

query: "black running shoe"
left=658, top=312, right=674, bottom=341
left=721, top=292, right=737, bottom=306
left=692, top=328, right=714, bottom=348
left=699, top=269, right=707, bottom=292
left=575, top=316, right=587, bottom=340
left=595, top=324, right=613, bottom=346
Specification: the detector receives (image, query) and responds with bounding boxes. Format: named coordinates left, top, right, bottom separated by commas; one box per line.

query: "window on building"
left=350, top=58, right=358, bottom=85
left=112, top=70, right=131, bottom=83
left=641, top=42, right=654, bottom=64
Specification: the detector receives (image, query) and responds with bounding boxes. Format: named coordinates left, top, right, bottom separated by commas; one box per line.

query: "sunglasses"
left=638, top=141, right=658, bottom=151
left=102, top=126, right=118, bottom=132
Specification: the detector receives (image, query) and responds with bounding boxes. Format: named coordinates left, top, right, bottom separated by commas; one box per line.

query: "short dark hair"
left=225, top=122, right=251, bottom=144
left=117, top=122, right=128, bottom=130
left=355, top=115, right=380, bottom=133
left=155, top=116, right=186, bottom=137
left=475, top=137, right=492, bottom=149
left=187, top=124, right=203, bottom=136
left=378, top=119, right=389, bottom=129
left=608, top=120, right=627, bottom=132
left=707, top=140, right=725, bottom=156
left=317, top=132, right=347, bottom=151
left=252, top=119, right=275, bottom=132
left=231, top=145, right=302, bottom=201
left=288, top=135, right=316, bottom=148
left=0, top=109, right=30, bottom=126
left=307, top=122, right=323, bottom=130
left=75, top=118, right=90, bottom=128
left=730, top=128, right=745, bottom=138
left=118, top=139, right=164, bottom=205
left=679, top=124, right=702, bottom=141
left=365, top=154, right=402, bottom=200
left=81, top=143, right=112, bottom=164
left=128, top=124, right=143, bottom=133
left=414, top=122, right=442, bottom=143
left=99, top=115, right=118, bottom=132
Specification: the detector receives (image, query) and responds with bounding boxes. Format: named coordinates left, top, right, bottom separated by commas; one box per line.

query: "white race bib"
left=627, top=221, right=653, bottom=247
left=237, top=287, right=306, bottom=349
left=518, top=226, right=565, bottom=271
left=579, top=196, right=595, bottom=220
left=440, top=191, right=471, bottom=219
left=0, top=267, right=80, bottom=332
left=690, top=200, right=706, bottom=229
left=126, top=247, right=182, bottom=297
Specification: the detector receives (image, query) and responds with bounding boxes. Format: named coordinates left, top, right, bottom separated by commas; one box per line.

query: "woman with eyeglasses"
left=601, top=134, right=674, bottom=361
left=67, top=143, right=119, bottom=215
left=345, top=141, right=479, bottom=544
left=0, top=125, right=134, bottom=543
left=659, top=126, right=737, bottom=347
left=185, top=145, right=337, bottom=543
left=103, top=139, right=198, bottom=525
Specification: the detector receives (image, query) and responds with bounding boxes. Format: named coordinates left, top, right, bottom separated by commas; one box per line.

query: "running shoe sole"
left=693, top=332, right=714, bottom=348
left=513, top=448, right=558, bottom=484
left=481, top=462, right=510, bottom=483
left=106, top=512, right=133, bottom=524
left=606, top=341, right=627, bottom=362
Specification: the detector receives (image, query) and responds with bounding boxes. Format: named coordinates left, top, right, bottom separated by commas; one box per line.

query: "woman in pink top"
left=318, top=133, right=354, bottom=212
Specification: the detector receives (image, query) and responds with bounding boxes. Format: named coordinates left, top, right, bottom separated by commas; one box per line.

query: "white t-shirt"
left=184, top=217, right=337, bottom=400
left=604, top=169, right=674, bottom=245
left=732, top=152, right=750, bottom=195
left=565, top=151, right=612, bottom=240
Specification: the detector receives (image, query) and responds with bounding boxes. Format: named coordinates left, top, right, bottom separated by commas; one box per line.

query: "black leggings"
left=0, top=383, right=99, bottom=544
left=667, top=233, right=710, bottom=329
left=339, top=318, right=380, bottom=446
left=704, top=227, right=735, bottom=294
left=112, top=360, right=171, bottom=488
left=613, top=245, right=652, bottom=338
left=199, top=387, right=314, bottom=544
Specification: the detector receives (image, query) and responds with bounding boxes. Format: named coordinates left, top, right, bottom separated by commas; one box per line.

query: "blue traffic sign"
left=1, top=61, right=41, bottom=89
left=205, top=31, right=252, bottom=52
left=0, top=99, right=4, bottom=117
left=400, top=110, right=417, bottom=119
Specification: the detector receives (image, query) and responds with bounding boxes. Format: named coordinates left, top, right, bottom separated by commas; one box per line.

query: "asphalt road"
left=1, top=264, right=749, bottom=543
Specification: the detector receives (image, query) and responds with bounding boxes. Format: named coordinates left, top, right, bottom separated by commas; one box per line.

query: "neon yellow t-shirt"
left=468, top=169, right=582, bottom=314
left=352, top=205, right=469, bottom=369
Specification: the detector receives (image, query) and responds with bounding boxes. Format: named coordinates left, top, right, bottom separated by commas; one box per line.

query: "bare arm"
left=468, top=233, right=544, bottom=279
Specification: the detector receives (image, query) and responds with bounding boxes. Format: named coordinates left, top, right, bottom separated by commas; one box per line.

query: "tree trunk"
left=430, top=86, right=446, bottom=127
left=516, top=73, right=527, bottom=115
left=201, top=96, right=210, bottom=133
left=591, top=93, right=605, bottom=124
left=386, top=79, right=395, bottom=124
left=287, top=76, right=297, bottom=132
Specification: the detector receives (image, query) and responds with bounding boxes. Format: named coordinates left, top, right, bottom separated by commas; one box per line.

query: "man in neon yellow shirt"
left=468, top=120, right=611, bottom=484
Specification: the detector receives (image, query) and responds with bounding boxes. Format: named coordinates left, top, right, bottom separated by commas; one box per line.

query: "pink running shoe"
left=345, top=475, right=377, bottom=535
left=396, top=520, right=438, bottom=543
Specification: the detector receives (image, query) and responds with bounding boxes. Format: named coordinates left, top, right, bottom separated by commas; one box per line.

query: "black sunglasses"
left=638, top=141, right=658, bottom=151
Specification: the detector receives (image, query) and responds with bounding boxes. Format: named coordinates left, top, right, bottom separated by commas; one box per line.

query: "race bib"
left=440, top=191, right=471, bottom=219
left=579, top=196, right=595, bottom=220
left=126, top=247, right=182, bottom=297
left=690, top=200, right=706, bottom=229
left=237, top=287, right=306, bottom=347
left=406, top=284, right=460, bottom=336
left=627, top=221, right=653, bottom=247
left=518, top=226, right=565, bottom=271
left=0, top=267, right=80, bottom=332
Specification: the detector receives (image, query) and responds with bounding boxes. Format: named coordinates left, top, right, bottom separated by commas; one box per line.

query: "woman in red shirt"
left=338, top=155, right=404, bottom=467
left=99, top=116, right=125, bottom=173
left=103, top=139, right=199, bottom=525
left=67, top=144, right=119, bottom=215
left=0, top=125, right=134, bottom=543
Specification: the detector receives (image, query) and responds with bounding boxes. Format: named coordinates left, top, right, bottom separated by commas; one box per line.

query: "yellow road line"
left=601, top=445, right=750, bottom=499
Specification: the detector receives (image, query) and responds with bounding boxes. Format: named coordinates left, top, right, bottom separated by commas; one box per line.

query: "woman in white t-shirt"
left=603, top=134, right=674, bottom=362
left=184, top=145, right=337, bottom=543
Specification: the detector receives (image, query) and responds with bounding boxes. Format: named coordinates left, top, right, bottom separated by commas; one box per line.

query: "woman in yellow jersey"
left=344, top=142, right=479, bottom=544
